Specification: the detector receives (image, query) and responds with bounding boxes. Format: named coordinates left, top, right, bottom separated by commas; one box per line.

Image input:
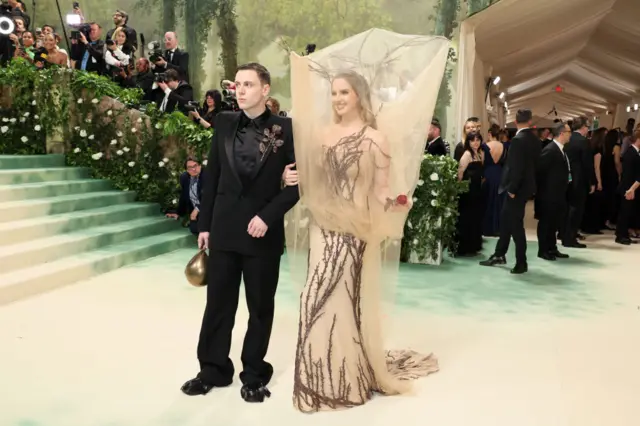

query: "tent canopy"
left=456, top=0, right=640, bottom=133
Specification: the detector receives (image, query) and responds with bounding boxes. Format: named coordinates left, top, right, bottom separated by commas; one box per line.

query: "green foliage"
left=401, top=154, right=468, bottom=262
left=0, top=60, right=212, bottom=211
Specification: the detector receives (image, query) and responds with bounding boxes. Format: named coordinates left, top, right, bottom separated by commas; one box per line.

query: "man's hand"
left=157, top=81, right=168, bottom=92
left=198, top=232, right=210, bottom=250
left=282, top=163, right=298, bottom=186
left=247, top=216, right=268, bottom=238
left=625, top=190, right=635, bottom=201
left=508, top=192, right=515, bottom=199
left=155, top=58, right=167, bottom=67
left=190, top=209, right=199, bottom=221
left=165, top=213, right=179, bottom=219
left=590, top=185, right=595, bottom=194
left=79, top=32, right=88, bottom=45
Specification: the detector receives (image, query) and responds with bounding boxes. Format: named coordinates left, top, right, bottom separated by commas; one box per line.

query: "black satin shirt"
left=234, top=108, right=271, bottom=185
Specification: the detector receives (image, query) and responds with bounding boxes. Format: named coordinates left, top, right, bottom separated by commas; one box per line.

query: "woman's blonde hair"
left=112, top=27, right=126, bottom=45
left=331, top=71, right=377, bottom=129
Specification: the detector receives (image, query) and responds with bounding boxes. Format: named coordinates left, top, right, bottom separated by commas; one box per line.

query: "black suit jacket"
left=175, top=171, right=204, bottom=216
left=499, top=128, right=539, bottom=199
left=198, top=111, right=300, bottom=256
left=618, top=146, right=640, bottom=194
left=425, top=137, right=447, bottom=156
left=535, top=142, right=569, bottom=213
left=166, top=82, right=194, bottom=114
left=155, top=49, right=190, bottom=82
left=70, top=40, right=105, bottom=74
left=565, top=132, right=595, bottom=193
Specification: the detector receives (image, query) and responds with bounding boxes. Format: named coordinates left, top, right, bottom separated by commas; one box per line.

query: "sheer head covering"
left=286, top=29, right=449, bottom=396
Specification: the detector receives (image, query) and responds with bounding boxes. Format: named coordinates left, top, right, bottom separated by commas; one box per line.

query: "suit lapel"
left=224, top=113, right=243, bottom=187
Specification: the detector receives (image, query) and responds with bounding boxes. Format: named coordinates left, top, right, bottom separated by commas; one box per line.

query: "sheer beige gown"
left=292, top=127, right=439, bottom=413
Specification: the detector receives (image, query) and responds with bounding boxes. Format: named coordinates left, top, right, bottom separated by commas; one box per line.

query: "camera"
left=219, top=79, right=239, bottom=111
left=147, top=40, right=163, bottom=63
left=155, top=72, right=167, bottom=83
left=33, top=46, right=48, bottom=64
left=184, top=101, right=199, bottom=113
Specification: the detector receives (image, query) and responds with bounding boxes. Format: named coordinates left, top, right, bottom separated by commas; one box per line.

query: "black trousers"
left=197, top=249, right=280, bottom=386
left=564, top=186, right=587, bottom=244
left=616, top=197, right=636, bottom=239
left=494, top=196, right=528, bottom=264
left=537, top=203, right=563, bottom=254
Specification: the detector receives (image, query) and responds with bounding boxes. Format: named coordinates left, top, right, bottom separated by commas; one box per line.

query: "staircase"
left=0, top=154, right=193, bottom=305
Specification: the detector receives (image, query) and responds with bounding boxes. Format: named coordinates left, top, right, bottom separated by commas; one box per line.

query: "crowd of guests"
left=423, top=110, right=640, bottom=274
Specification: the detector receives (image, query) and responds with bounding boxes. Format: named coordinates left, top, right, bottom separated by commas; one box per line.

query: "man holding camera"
left=152, top=31, right=189, bottom=82
left=155, top=68, right=193, bottom=114
left=70, top=22, right=104, bottom=74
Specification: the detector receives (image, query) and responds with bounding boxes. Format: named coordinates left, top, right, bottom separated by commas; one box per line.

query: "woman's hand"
left=189, top=110, right=201, bottom=120
left=384, top=194, right=413, bottom=212
left=282, top=163, right=298, bottom=186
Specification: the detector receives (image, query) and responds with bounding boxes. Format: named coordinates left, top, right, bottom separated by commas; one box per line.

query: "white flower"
left=131, top=128, right=137, bottom=133
left=116, top=150, right=123, bottom=156
left=110, top=140, right=117, bottom=145
left=23, top=112, right=30, bottom=117
left=85, top=118, right=92, bottom=123
left=73, top=147, right=81, bottom=153
left=430, top=199, right=438, bottom=207
left=88, top=135, right=95, bottom=140
left=10, top=118, right=16, bottom=123
left=123, top=147, right=130, bottom=152
left=444, top=209, right=451, bottom=218
left=417, top=179, right=424, bottom=186
left=142, top=174, right=149, bottom=179
left=202, top=159, right=208, bottom=166
left=107, top=110, right=113, bottom=116
left=137, top=117, right=142, bottom=123
left=171, top=172, right=176, bottom=176
left=74, top=126, right=80, bottom=131
left=158, top=161, right=165, bottom=167
left=172, top=199, right=178, bottom=205
left=429, top=173, right=439, bottom=181
left=21, top=136, right=28, bottom=143
left=2, top=117, right=8, bottom=122
left=155, top=123, right=162, bottom=129
left=407, top=221, right=413, bottom=229
left=34, top=115, right=39, bottom=120
left=91, top=152, right=103, bottom=160
left=77, top=98, right=83, bottom=104
left=31, top=100, right=36, bottom=106
left=0, top=126, right=7, bottom=133
left=91, top=98, right=99, bottom=104
left=127, top=161, right=135, bottom=167
left=20, top=117, right=26, bottom=123
left=162, top=157, right=169, bottom=163
left=116, top=131, right=123, bottom=137
left=431, top=190, right=438, bottom=196
left=80, top=130, right=87, bottom=138
left=34, top=125, right=41, bottom=131
left=412, top=197, right=418, bottom=202
left=143, top=152, right=149, bottom=158
left=412, top=239, right=418, bottom=245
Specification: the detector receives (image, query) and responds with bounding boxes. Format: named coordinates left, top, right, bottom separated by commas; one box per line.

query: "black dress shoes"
left=615, top=237, right=633, bottom=245
left=563, top=241, right=586, bottom=248
left=510, top=263, right=528, bottom=274
left=240, top=382, right=271, bottom=403
left=537, top=253, right=556, bottom=261
left=550, top=250, right=569, bottom=259
left=181, top=377, right=230, bottom=396
left=479, top=255, right=507, bottom=267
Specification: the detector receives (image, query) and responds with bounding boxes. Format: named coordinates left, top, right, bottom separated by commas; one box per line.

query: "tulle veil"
left=285, top=28, right=450, bottom=393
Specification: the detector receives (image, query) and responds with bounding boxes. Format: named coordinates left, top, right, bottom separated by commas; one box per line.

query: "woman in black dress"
left=454, top=131, right=484, bottom=256
left=582, top=127, right=607, bottom=234
left=601, top=129, right=623, bottom=229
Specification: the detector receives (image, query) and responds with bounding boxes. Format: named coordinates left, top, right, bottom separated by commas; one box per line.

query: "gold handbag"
left=185, top=249, right=208, bottom=287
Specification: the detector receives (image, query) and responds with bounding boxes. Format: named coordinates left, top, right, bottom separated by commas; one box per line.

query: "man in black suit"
left=562, top=116, right=595, bottom=248
left=615, top=129, right=640, bottom=245
left=535, top=123, right=572, bottom=260
left=480, top=109, right=538, bottom=274
left=181, top=63, right=299, bottom=403
left=153, top=31, right=189, bottom=82
left=155, top=69, right=193, bottom=114
left=70, top=23, right=105, bottom=75
left=425, top=119, right=448, bottom=156
left=165, top=157, right=205, bottom=235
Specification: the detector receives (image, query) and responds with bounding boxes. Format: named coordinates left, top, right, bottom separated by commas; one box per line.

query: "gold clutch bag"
left=185, top=249, right=208, bottom=287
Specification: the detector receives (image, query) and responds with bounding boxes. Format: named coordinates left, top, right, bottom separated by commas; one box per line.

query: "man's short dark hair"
left=236, top=62, right=271, bottom=85
left=515, top=109, right=532, bottom=124
left=467, top=116, right=479, bottom=122
left=571, top=115, right=589, bottom=131
left=552, top=123, right=567, bottom=137
left=431, top=119, right=441, bottom=131
left=184, top=156, right=200, bottom=168
left=165, top=69, right=180, bottom=82
left=115, top=9, right=129, bottom=24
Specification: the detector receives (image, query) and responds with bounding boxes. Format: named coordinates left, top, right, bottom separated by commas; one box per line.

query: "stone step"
left=0, top=191, right=137, bottom=223
left=0, top=230, right=193, bottom=306
left=0, top=179, right=113, bottom=202
left=0, top=154, right=65, bottom=169
left=0, top=203, right=161, bottom=247
left=0, top=216, right=180, bottom=274
left=0, top=167, right=89, bottom=185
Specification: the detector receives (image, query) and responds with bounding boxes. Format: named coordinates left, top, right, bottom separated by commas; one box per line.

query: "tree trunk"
left=217, top=0, right=238, bottom=80
left=185, top=0, right=203, bottom=97
left=163, top=0, right=175, bottom=34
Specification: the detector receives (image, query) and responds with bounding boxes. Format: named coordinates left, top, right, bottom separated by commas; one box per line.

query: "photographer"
left=188, top=89, right=221, bottom=129
left=70, top=22, right=104, bottom=74
left=152, top=31, right=189, bottom=82
left=12, top=30, right=34, bottom=61
left=5, top=0, right=29, bottom=28
left=104, top=27, right=134, bottom=85
left=155, top=68, right=193, bottom=114
left=120, top=57, right=154, bottom=98
left=105, top=9, right=137, bottom=51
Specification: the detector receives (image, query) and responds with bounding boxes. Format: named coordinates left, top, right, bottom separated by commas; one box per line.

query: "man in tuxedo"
left=155, top=69, right=193, bottom=114
left=425, top=119, right=449, bottom=156
left=562, top=116, right=595, bottom=248
left=535, top=123, right=571, bottom=260
left=480, top=109, right=538, bottom=274
left=153, top=31, right=189, bottom=82
left=615, top=129, right=640, bottom=245
left=181, top=63, right=299, bottom=403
